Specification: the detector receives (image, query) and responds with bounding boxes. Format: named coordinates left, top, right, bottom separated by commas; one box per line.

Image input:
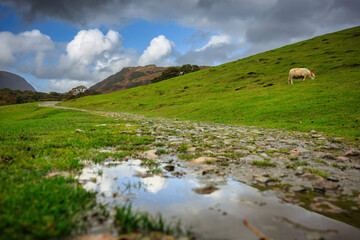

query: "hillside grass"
left=61, top=26, right=360, bottom=141
left=0, top=103, right=155, bottom=239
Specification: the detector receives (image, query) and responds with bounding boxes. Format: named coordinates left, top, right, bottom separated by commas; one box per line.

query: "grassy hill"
left=61, top=26, right=360, bottom=141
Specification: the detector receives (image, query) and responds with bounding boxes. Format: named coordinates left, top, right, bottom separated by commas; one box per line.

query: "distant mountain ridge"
left=0, top=71, right=36, bottom=91
left=90, top=65, right=166, bottom=93
left=90, top=64, right=210, bottom=94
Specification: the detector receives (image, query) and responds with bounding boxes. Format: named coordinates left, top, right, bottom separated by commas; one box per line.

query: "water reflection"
left=78, top=159, right=360, bottom=240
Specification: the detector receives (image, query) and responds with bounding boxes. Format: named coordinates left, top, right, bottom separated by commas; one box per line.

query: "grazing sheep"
left=288, top=68, right=315, bottom=84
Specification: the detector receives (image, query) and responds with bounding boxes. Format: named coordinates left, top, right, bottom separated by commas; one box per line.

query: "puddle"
left=78, top=158, right=360, bottom=240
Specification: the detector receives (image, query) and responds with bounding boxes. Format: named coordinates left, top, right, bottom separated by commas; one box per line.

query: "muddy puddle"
left=78, top=157, right=360, bottom=240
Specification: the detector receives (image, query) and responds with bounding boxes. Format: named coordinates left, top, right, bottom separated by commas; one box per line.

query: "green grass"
left=114, top=204, right=185, bottom=236
left=286, top=161, right=309, bottom=169
left=61, top=26, right=360, bottom=142
left=307, top=168, right=330, bottom=178
left=252, top=160, right=277, bottom=167
left=0, top=103, right=155, bottom=239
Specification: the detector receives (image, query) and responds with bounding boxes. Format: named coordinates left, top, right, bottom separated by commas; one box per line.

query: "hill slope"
left=0, top=71, right=36, bottom=91
left=61, top=26, right=360, bottom=140
left=89, top=65, right=166, bottom=93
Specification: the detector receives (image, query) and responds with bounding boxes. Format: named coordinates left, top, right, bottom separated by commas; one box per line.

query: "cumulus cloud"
left=196, top=35, right=231, bottom=52
left=3, top=0, right=360, bottom=60
left=47, top=79, right=93, bottom=93
left=138, top=35, right=175, bottom=66
left=0, top=30, right=54, bottom=66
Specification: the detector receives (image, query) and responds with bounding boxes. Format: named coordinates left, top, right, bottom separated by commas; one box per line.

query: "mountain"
left=61, top=26, right=360, bottom=140
left=0, top=71, right=36, bottom=91
left=89, top=65, right=167, bottom=93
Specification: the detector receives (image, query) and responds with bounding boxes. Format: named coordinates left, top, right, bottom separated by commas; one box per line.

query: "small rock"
left=246, top=146, right=257, bottom=151
left=310, top=130, right=317, bottom=134
left=311, top=201, right=343, bottom=213
left=259, top=153, right=270, bottom=159
left=312, top=178, right=339, bottom=193
left=164, top=165, right=175, bottom=172
left=75, top=129, right=84, bottom=133
left=142, top=150, right=158, bottom=160
left=192, top=185, right=219, bottom=195
left=344, top=149, right=360, bottom=157
left=290, top=186, right=308, bottom=193
left=289, top=149, right=301, bottom=156
left=312, top=134, right=322, bottom=138
left=187, top=147, right=200, bottom=153
left=295, top=166, right=305, bottom=176
left=320, top=153, right=335, bottom=160
left=300, top=173, right=321, bottom=180
left=336, top=156, right=350, bottom=161
left=187, top=157, right=217, bottom=166
left=326, top=177, right=339, bottom=182
left=242, top=154, right=264, bottom=162
left=133, top=172, right=153, bottom=178
left=45, top=171, right=71, bottom=178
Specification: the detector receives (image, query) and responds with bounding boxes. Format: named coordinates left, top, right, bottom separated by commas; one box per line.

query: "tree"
left=63, top=85, right=88, bottom=100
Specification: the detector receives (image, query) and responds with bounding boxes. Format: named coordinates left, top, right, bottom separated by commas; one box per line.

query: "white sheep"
left=288, top=68, right=315, bottom=84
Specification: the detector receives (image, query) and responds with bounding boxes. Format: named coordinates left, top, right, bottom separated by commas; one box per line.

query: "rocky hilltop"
left=0, top=71, right=36, bottom=91
left=89, top=65, right=167, bottom=94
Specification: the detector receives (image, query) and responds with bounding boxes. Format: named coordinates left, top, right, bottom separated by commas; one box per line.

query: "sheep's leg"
left=302, top=76, right=306, bottom=81
left=288, top=77, right=292, bottom=84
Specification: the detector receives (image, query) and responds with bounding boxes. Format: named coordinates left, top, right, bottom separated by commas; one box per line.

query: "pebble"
left=344, top=149, right=360, bottom=157
left=142, top=150, right=158, bottom=160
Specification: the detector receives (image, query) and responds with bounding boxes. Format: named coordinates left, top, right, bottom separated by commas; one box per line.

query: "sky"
left=0, top=0, right=359, bottom=93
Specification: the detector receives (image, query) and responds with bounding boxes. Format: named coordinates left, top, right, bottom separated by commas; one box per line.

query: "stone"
left=45, top=171, right=71, bottom=179
left=311, top=201, right=343, bottom=213
left=75, top=129, right=84, bottom=133
left=310, top=130, right=317, bottom=134
left=142, top=150, right=158, bottom=160
left=187, top=157, right=217, bottom=166
left=289, top=149, right=301, bottom=156
left=295, top=167, right=305, bottom=176
left=290, top=186, right=308, bottom=193
left=344, top=149, right=360, bottom=157
left=187, top=147, right=200, bottom=153
left=312, top=178, right=339, bottom=193
left=133, top=172, right=153, bottom=178
left=164, top=165, right=175, bottom=172
left=320, top=152, right=336, bottom=160
left=336, top=156, right=350, bottom=161
left=300, top=173, right=321, bottom=180
left=242, top=154, right=264, bottom=162
left=192, top=185, right=219, bottom=195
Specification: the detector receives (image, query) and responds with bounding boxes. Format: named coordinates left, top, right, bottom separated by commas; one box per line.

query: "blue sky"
left=0, top=0, right=359, bottom=92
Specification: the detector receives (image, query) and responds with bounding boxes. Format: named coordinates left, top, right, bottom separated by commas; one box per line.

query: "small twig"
left=242, top=218, right=274, bottom=240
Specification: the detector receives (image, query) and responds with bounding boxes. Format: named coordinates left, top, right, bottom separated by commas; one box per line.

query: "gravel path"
left=40, top=102, right=360, bottom=215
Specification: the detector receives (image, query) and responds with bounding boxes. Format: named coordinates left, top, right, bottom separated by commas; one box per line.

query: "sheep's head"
left=309, top=72, right=315, bottom=80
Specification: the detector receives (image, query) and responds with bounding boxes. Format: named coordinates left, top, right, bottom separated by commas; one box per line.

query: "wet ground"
left=40, top=102, right=360, bottom=240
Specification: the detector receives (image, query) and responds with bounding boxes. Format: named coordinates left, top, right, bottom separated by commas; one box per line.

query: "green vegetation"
left=307, top=168, right=330, bottom=178
left=0, top=103, right=155, bottom=239
left=61, top=27, right=360, bottom=141
left=286, top=161, right=309, bottom=168
left=114, top=204, right=185, bottom=236
left=151, top=64, right=200, bottom=83
left=252, top=160, right=277, bottom=167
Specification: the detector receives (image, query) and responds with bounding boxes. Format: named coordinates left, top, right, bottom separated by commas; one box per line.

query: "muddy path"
left=39, top=102, right=360, bottom=240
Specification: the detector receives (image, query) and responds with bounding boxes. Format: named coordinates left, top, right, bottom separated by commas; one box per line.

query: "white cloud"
left=138, top=35, right=175, bottom=66
left=196, top=35, right=231, bottom=52
left=0, top=30, right=54, bottom=65
left=47, top=79, right=94, bottom=93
